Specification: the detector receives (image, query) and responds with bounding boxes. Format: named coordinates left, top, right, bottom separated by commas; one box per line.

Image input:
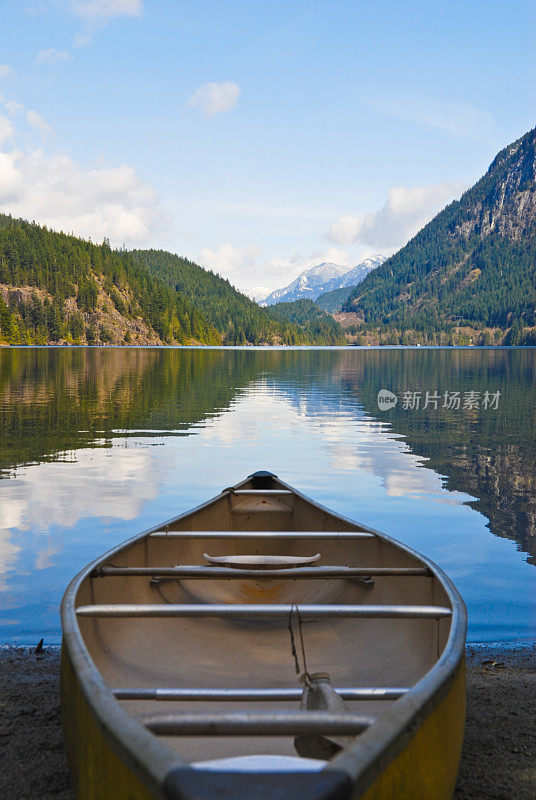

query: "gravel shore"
left=0, top=643, right=534, bottom=799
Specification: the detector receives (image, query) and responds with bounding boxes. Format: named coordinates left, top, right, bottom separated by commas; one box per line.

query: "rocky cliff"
left=344, top=127, right=536, bottom=346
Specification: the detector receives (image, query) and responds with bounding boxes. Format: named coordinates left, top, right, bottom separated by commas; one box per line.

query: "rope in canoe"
left=288, top=604, right=312, bottom=688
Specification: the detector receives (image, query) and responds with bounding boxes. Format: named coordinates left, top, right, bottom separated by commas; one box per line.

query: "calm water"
left=0, top=346, right=535, bottom=645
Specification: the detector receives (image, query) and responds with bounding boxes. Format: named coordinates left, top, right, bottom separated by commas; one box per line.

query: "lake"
left=0, top=346, right=535, bottom=645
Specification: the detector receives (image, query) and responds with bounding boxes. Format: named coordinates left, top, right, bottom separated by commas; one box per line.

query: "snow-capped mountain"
left=261, top=256, right=385, bottom=305
left=322, top=256, right=386, bottom=291
left=262, top=262, right=348, bottom=305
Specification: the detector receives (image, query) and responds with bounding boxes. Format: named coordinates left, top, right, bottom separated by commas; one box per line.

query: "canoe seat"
left=202, top=554, right=321, bottom=570
left=191, top=754, right=327, bottom=772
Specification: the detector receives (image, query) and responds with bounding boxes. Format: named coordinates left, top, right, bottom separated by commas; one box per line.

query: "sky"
left=0, top=1, right=534, bottom=298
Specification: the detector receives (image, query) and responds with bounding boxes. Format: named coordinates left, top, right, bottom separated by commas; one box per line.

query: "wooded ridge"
left=0, top=216, right=340, bottom=346
left=343, top=127, right=536, bottom=346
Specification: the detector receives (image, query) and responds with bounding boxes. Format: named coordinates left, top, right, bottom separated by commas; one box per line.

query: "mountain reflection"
left=335, top=348, right=536, bottom=566
left=0, top=348, right=261, bottom=475
left=269, top=348, right=536, bottom=565
left=0, top=347, right=534, bottom=566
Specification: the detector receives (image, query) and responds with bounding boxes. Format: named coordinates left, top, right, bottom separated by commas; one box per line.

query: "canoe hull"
left=60, top=473, right=467, bottom=800
left=61, top=649, right=465, bottom=800
left=61, top=646, right=154, bottom=800
left=358, top=657, right=465, bottom=800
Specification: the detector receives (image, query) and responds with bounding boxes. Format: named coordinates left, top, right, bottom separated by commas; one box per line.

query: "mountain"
left=0, top=215, right=321, bottom=347
left=324, top=256, right=386, bottom=291
left=262, top=262, right=348, bottom=305
left=306, top=256, right=386, bottom=314
left=312, top=257, right=387, bottom=313
left=314, top=286, right=355, bottom=313
left=129, top=249, right=315, bottom=345
left=267, top=299, right=346, bottom=345
left=263, top=256, right=385, bottom=306
left=0, top=214, right=222, bottom=346
left=262, top=257, right=384, bottom=306
left=343, top=127, right=536, bottom=346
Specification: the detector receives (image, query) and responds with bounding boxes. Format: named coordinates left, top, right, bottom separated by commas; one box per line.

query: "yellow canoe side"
left=61, top=646, right=154, bottom=800
left=359, top=657, right=465, bottom=800
left=61, top=645, right=465, bottom=800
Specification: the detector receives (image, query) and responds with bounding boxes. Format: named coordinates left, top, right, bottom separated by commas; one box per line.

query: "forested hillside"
left=314, top=286, right=354, bottom=313
left=343, top=127, right=536, bottom=346
left=0, top=217, right=317, bottom=346
left=0, top=215, right=221, bottom=345
left=268, top=299, right=346, bottom=345
left=5, top=119, right=536, bottom=351
left=129, top=249, right=315, bottom=345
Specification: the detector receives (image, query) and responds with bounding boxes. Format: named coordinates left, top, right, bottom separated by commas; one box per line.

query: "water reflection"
left=0, top=347, right=534, bottom=643
left=334, top=348, right=536, bottom=564
left=0, top=348, right=262, bottom=474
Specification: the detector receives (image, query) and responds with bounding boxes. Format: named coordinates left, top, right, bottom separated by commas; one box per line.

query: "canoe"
left=61, top=470, right=467, bottom=800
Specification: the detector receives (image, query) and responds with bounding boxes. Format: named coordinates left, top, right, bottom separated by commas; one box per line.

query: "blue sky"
left=0, top=1, right=534, bottom=296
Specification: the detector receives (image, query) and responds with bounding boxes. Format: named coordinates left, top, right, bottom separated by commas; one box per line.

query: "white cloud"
left=0, top=98, right=168, bottom=244
left=199, top=242, right=358, bottom=297
left=69, top=0, right=143, bottom=46
left=3, top=150, right=167, bottom=245
left=0, top=528, right=20, bottom=591
left=73, top=30, right=94, bottom=47
left=0, top=95, right=24, bottom=116
left=1, top=446, right=159, bottom=533
left=0, top=116, right=14, bottom=147
left=328, top=216, right=362, bottom=248
left=200, top=243, right=261, bottom=282
left=0, top=65, right=13, bottom=80
left=26, top=110, right=55, bottom=138
left=328, top=182, right=464, bottom=251
left=0, top=444, right=162, bottom=582
left=0, top=107, right=168, bottom=245
left=0, top=152, right=25, bottom=202
left=413, top=101, right=493, bottom=139
left=318, top=246, right=353, bottom=267
left=189, top=82, right=241, bottom=118
left=72, top=0, right=143, bottom=20
left=36, top=48, right=70, bottom=64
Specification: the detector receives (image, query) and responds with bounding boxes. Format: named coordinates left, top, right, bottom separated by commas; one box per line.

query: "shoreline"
left=1, top=343, right=535, bottom=350
left=0, top=644, right=534, bottom=799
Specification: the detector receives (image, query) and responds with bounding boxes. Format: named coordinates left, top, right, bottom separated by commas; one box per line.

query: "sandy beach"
left=0, top=643, right=534, bottom=800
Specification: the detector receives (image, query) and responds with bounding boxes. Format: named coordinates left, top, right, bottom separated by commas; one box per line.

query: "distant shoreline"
left=1, top=343, right=535, bottom=351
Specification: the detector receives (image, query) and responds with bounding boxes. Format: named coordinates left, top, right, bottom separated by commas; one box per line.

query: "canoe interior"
left=72, top=475, right=454, bottom=768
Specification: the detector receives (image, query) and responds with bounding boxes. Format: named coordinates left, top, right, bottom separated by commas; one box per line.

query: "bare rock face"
left=454, top=133, right=536, bottom=241
left=343, top=126, right=536, bottom=342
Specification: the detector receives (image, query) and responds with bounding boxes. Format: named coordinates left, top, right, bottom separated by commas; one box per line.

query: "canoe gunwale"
left=278, top=479, right=467, bottom=795
left=60, top=483, right=241, bottom=795
left=60, top=473, right=467, bottom=799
